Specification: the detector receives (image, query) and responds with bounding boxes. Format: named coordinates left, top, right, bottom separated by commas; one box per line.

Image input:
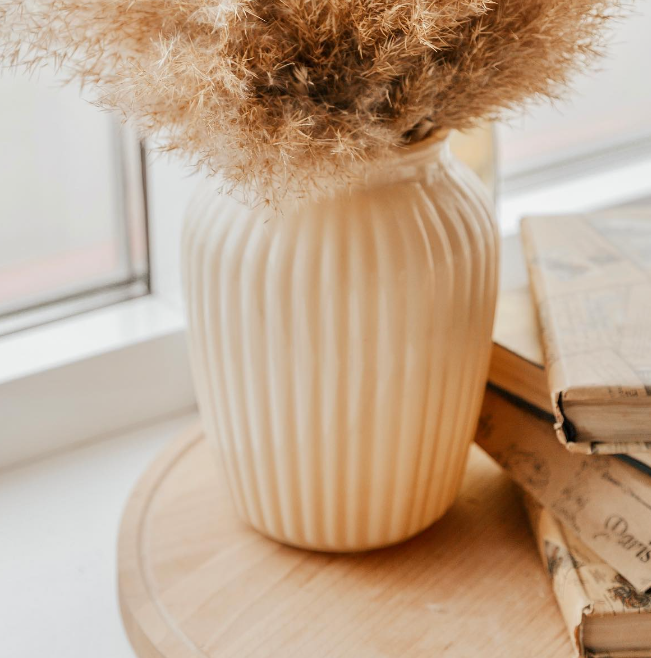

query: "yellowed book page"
left=520, top=211, right=651, bottom=453
left=477, top=387, right=651, bottom=592
left=489, top=286, right=551, bottom=412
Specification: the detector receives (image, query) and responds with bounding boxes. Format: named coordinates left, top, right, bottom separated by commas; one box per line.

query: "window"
left=0, top=68, right=149, bottom=336
left=0, top=70, right=194, bottom=470
left=497, top=0, right=651, bottom=233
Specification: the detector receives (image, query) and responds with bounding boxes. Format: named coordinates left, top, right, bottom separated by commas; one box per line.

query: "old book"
left=476, top=386, right=651, bottom=592
left=521, top=211, right=651, bottom=455
left=524, top=495, right=651, bottom=658
left=489, top=286, right=651, bottom=476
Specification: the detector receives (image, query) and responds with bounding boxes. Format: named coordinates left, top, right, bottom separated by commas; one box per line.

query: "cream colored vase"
left=182, top=136, right=499, bottom=552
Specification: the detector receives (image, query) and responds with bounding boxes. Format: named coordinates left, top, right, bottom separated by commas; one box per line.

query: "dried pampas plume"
left=1, top=0, right=621, bottom=205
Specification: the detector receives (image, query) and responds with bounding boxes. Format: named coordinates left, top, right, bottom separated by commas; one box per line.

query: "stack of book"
left=480, top=209, right=651, bottom=658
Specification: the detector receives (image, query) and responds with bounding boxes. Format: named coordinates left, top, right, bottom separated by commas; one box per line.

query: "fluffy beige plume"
left=1, top=0, right=622, bottom=205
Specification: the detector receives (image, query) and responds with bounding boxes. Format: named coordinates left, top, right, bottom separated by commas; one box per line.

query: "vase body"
left=182, top=138, right=499, bottom=551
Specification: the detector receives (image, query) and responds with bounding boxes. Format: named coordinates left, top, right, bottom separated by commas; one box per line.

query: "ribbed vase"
left=182, top=137, right=499, bottom=551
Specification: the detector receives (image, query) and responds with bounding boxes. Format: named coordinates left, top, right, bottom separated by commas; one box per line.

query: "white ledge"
left=0, top=296, right=196, bottom=470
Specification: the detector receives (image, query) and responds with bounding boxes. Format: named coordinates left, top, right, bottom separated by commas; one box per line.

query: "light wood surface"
left=118, top=425, right=574, bottom=658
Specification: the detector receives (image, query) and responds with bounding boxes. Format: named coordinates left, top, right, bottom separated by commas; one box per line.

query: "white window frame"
left=0, top=152, right=198, bottom=470
left=0, top=128, right=150, bottom=337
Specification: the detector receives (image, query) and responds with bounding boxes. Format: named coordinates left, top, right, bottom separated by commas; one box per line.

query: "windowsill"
left=0, top=295, right=195, bottom=470
left=0, top=411, right=198, bottom=658
left=0, top=295, right=184, bottom=384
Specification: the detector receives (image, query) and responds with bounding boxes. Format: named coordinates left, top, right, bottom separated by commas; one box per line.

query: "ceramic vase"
left=182, top=135, right=499, bottom=551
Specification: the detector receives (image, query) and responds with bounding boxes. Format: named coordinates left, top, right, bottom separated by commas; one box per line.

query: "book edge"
left=524, top=495, right=593, bottom=657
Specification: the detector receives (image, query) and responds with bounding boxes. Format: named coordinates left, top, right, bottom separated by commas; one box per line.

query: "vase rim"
left=402, top=129, right=452, bottom=151
left=396, top=127, right=450, bottom=154
left=355, top=130, right=451, bottom=190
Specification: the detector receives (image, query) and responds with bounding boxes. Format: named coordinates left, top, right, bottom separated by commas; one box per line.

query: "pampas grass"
left=1, top=0, right=622, bottom=205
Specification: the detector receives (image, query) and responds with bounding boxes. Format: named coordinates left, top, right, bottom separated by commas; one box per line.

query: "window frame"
left=0, top=125, right=150, bottom=337
left=0, top=150, right=197, bottom=471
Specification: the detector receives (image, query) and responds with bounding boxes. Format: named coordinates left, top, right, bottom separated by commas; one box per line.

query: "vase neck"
left=361, top=134, right=452, bottom=188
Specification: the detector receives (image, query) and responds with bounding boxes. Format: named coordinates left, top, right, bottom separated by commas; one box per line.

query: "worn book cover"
left=520, top=211, right=651, bottom=455
left=477, top=386, right=651, bottom=592
left=522, top=210, right=651, bottom=454
left=524, top=495, right=651, bottom=658
left=488, top=286, right=651, bottom=477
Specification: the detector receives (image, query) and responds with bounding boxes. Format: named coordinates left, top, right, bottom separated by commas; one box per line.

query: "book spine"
left=523, top=494, right=591, bottom=657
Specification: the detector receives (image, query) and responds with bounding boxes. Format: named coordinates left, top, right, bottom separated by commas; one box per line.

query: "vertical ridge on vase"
left=364, top=205, right=397, bottom=547
left=344, top=192, right=372, bottom=548
left=317, top=208, right=333, bottom=547
left=218, top=203, right=266, bottom=524
left=356, top=192, right=381, bottom=549
left=218, top=214, right=264, bottom=530
left=419, top=183, right=472, bottom=523
left=404, top=184, right=453, bottom=536
left=435, top=175, right=483, bottom=508
left=420, top=186, right=458, bottom=527
left=207, top=204, right=251, bottom=519
left=259, top=222, right=290, bottom=541
left=365, top=201, right=384, bottom=545
left=189, top=198, right=235, bottom=507
left=385, top=187, right=428, bottom=543
left=304, top=210, right=327, bottom=548
left=418, top=184, right=458, bottom=530
left=290, top=213, right=312, bottom=545
left=320, top=204, right=347, bottom=548
left=333, top=201, right=351, bottom=548
left=288, top=213, right=305, bottom=544
left=266, top=216, right=298, bottom=541
left=442, top=170, right=492, bottom=508
left=460, top=167, right=498, bottom=486
left=236, top=216, right=272, bottom=532
left=314, top=210, right=331, bottom=547
left=240, top=213, right=279, bottom=534
left=191, top=196, right=247, bottom=520
left=443, top=163, right=498, bottom=493
left=377, top=189, right=408, bottom=544
left=193, top=200, right=236, bottom=501
left=373, top=197, right=406, bottom=541
left=216, top=206, right=262, bottom=526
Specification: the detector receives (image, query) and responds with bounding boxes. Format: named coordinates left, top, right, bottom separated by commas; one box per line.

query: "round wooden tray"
left=118, top=425, right=572, bottom=658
